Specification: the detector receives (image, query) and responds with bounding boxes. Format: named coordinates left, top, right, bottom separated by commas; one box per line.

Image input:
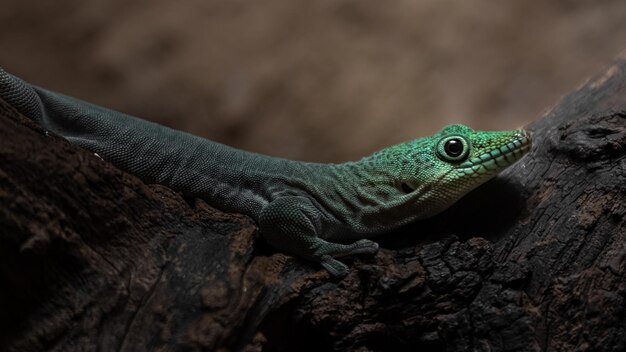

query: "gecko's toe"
left=352, top=239, right=379, bottom=254
left=320, top=255, right=349, bottom=277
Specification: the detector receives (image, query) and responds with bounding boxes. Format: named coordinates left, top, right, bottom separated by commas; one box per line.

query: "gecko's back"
left=28, top=87, right=329, bottom=218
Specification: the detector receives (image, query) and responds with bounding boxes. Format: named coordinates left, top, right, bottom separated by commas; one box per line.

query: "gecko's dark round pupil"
left=444, top=138, right=463, bottom=157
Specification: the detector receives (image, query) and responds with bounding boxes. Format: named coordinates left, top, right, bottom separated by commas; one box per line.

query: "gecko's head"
left=390, top=124, right=531, bottom=219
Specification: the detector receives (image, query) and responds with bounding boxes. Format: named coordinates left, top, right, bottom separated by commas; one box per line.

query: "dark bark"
left=1, top=58, right=625, bottom=352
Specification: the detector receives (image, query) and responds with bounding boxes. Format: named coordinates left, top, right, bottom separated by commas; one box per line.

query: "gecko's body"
left=0, top=69, right=531, bottom=276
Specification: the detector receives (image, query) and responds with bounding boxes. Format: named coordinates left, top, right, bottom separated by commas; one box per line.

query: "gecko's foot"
left=349, top=239, right=379, bottom=255
left=320, top=255, right=349, bottom=277
left=322, top=239, right=379, bottom=258
left=316, top=240, right=379, bottom=276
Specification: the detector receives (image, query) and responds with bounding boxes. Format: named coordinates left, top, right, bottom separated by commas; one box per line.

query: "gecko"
left=0, top=68, right=531, bottom=276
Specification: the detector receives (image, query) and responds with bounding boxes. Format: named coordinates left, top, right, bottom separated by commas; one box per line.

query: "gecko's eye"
left=437, top=135, right=470, bottom=162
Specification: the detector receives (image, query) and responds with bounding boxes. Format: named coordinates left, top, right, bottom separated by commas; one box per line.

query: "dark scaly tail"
left=0, top=67, right=44, bottom=122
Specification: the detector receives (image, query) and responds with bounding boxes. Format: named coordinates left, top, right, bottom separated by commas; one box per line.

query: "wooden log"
left=1, top=57, right=625, bottom=351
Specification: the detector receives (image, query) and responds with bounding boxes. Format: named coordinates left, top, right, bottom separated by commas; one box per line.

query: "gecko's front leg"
left=258, top=196, right=379, bottom=276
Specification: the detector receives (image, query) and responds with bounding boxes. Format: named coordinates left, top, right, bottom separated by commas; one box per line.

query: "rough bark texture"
left=1, top=59, right=625, bottom=352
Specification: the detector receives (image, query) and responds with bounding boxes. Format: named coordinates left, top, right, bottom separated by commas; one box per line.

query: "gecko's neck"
left=294, top=155, right=419, bottom=235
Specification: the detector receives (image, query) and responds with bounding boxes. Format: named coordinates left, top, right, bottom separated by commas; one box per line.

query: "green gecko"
left=0, top=68, right=531, bottom=276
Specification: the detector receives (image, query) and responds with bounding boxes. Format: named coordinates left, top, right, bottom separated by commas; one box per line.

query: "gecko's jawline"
left=457, top=132, right=531, bottom=174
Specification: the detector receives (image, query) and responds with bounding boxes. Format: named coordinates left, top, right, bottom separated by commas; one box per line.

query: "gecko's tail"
left=0, top=67, right=44, bottom=122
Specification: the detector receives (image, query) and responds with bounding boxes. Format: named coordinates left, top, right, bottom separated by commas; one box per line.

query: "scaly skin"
left=0, top=68, right=531, bottom=276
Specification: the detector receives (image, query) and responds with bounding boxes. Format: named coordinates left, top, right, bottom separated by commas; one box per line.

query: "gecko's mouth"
left=457, top=130, right=531, bottom=176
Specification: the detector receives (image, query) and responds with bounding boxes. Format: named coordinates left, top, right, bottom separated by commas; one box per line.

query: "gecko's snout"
left=518, top=129, right=531, bottom=141
left=516, top=129, right=532, bottom=152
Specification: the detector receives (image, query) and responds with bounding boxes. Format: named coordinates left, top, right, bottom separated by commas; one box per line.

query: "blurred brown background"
left=1, top=1, right=626, bottom=161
